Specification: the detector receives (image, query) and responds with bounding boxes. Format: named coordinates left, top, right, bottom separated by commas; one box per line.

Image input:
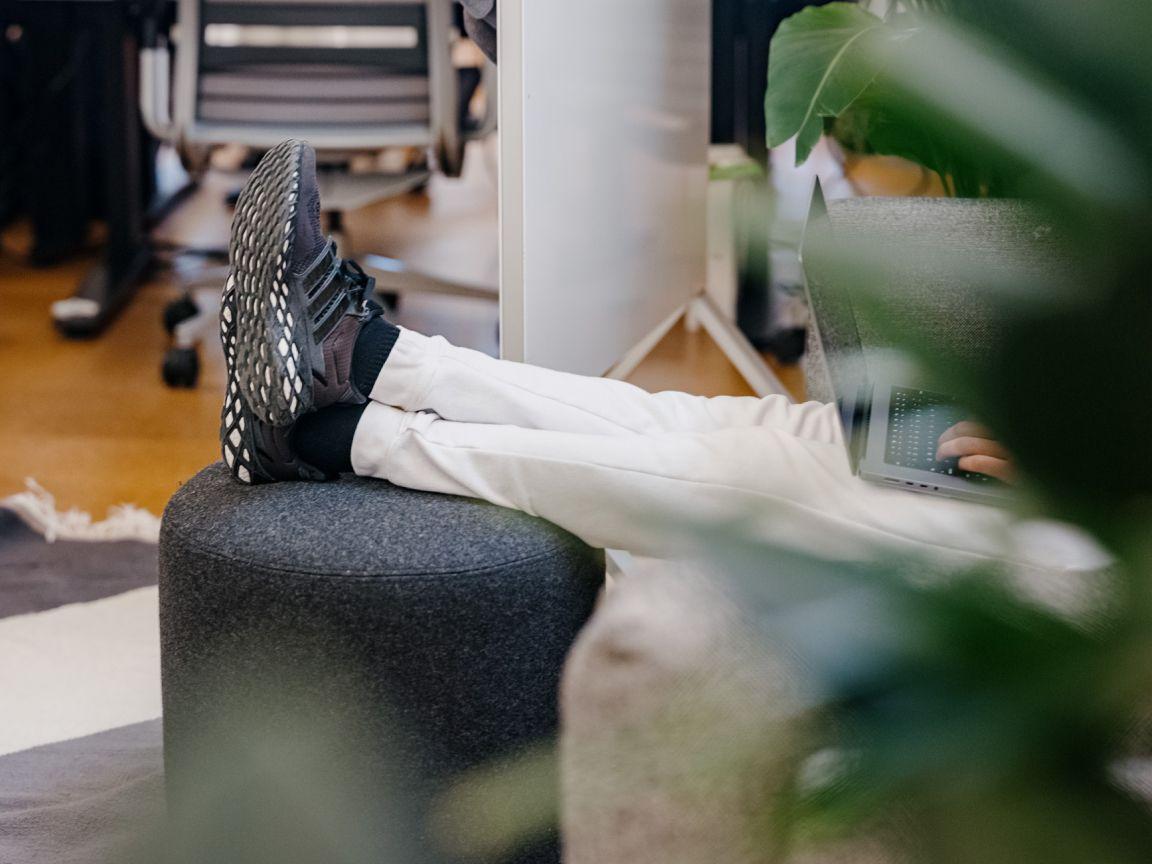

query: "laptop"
left=798, top=181, right=1011, bottom=506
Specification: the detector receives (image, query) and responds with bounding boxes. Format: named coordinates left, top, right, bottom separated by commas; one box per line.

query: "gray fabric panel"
left=161, top=464, right=603, bottom=863
left=0, top=511, right=158, bottom=619
left=198, top=98, right=431, bottom=124
left=802, top=314, right=834, bottom=405
left=803, top=196, right=1063, bottom=401
left=196, top=65, right=432, bottom=130
left=822, top=197, right=1059, bottom=365
left=0, top=720, right=164, bottom=864
left=202, top=61, right=422, bottom=78
left=200, top=71, right=430, bottom=100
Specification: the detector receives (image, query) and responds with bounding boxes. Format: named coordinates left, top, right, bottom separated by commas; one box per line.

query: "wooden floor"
left=0, top=150, right=800, bottom=517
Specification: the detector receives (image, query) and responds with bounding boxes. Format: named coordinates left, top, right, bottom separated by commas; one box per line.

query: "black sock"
left=352, top=317, right=401, bottom=397
left=292, top=403, right=368, bottom=475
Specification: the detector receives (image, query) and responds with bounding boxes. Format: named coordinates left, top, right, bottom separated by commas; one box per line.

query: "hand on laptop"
left=937, top=422, right=1016, bottom=484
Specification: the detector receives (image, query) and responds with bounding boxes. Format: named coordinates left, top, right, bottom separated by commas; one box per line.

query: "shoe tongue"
left=291, top=145, right=327, bottom=275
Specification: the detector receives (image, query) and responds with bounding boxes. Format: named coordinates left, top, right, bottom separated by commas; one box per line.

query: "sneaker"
left=219, top=282, right=332, bottom=485
left=219, top=139, right=386, bottom=484
left=228, top=138, right=379, bottom=429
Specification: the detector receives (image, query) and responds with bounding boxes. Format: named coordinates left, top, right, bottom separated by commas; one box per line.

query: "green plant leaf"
left=765, top=3, right=895, bottom=164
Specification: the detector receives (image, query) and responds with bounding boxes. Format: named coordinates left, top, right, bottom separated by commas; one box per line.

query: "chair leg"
left=161, top=284, right=223, bottom=389
left=325, top=198, right=495, bottom=304
left=359, top=254, right=496, bottom=303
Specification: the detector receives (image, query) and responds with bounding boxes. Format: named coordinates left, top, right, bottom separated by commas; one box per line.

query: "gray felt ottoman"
left=159, top=464, right=604, bottom=864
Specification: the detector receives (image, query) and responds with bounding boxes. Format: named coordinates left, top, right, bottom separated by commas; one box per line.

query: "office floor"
left=0, top=152, right=801, bottom=517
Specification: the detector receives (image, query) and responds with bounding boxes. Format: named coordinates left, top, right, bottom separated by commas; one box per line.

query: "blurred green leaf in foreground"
left=747, top=0, right=1152, bottom=861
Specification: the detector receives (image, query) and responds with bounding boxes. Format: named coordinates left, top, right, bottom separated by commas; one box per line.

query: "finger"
left=958, top=455, right=1015, bottom=484
left=938, top=421, right=994, bottom=445
left=936, top=436, right=1012, bottom=461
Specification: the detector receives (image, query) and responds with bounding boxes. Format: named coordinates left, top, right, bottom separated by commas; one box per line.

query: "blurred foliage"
left=721, top=536, right=1152, bottom=863
left=124, top=676, right=439, bottom=864
left=750, top=0, right=1152, bottom=862
left=428, top=741, right=559, bottom=862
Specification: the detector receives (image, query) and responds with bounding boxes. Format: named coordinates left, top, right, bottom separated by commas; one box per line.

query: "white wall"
left=498, top=0, right=712, bottom=374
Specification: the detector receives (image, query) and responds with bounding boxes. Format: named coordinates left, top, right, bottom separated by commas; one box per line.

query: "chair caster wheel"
left=163, top=347, right=201, bottom=388
left=163, top=296, right=200, bottom=334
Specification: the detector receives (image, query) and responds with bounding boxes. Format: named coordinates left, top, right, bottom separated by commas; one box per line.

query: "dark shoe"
left=228, top=139, right=380, bottom=428
left=219, top=282, right=332, bottom=485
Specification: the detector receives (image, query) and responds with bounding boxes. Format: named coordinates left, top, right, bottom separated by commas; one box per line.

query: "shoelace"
left=341, top=259, right=377, bottom=312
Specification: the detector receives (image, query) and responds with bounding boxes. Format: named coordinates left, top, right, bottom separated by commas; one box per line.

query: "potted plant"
left=765, top=0, right=1013, bottom=197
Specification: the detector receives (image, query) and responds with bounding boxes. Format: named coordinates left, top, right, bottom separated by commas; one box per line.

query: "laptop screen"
left=798, top=181, right=870, bottom=444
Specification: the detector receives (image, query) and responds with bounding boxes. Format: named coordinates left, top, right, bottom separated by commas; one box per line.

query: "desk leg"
left=53, top=6, right=152, bottom=339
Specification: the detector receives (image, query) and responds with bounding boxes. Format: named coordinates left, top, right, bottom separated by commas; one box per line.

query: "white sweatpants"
left=350, top=329, right=1091, bottom=571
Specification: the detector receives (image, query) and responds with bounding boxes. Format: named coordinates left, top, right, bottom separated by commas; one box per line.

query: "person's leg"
left=218, top=138, right=839, bottom=491
left=349, top=401, right=1026, bottom=568
left=368, top=328, right=839, bottom=441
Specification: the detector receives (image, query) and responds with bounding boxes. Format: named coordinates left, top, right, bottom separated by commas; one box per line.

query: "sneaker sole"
left=229, top=139, right=316, bottom=428
left=220, top=285, right=331, bottom=485
left=219, top=285, right=259, bottom=485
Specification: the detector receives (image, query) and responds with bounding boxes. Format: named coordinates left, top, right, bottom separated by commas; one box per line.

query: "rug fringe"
left=0, top=480, right=161, bottom=544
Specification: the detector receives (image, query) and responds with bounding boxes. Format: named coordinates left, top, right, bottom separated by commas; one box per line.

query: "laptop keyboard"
left=885, top=387, right=997, bottom=483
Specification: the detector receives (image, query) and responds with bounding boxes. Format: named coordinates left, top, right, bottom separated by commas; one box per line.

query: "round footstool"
left=159, top=464, right=604, bottom=864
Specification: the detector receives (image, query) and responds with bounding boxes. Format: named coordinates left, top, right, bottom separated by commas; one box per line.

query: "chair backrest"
left=172, top=0, right=458, bottom=152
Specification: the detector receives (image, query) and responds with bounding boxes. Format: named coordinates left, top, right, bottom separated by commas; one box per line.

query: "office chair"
left=139, top=0, right=495, bottom=386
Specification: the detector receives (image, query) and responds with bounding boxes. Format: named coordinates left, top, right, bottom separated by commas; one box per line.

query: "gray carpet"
left=0, top=511, right=158, bottom=617
left=0, top=504, right=164, bottom=864
left=0, top=721, right=164, bottom=864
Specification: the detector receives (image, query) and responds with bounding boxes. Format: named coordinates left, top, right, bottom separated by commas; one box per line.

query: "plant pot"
left=825, top=134, right=946, bottom=197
